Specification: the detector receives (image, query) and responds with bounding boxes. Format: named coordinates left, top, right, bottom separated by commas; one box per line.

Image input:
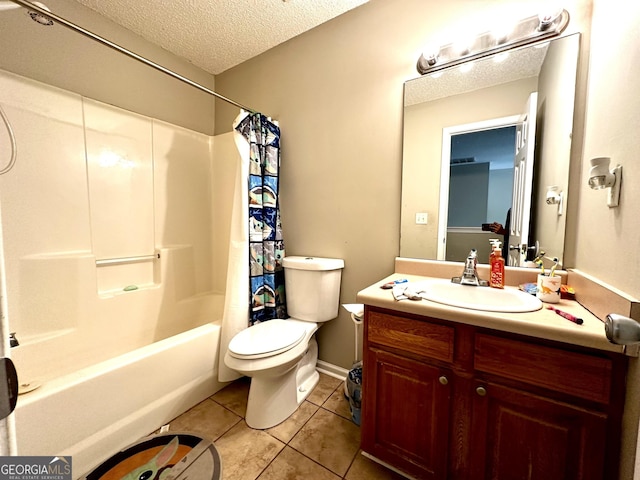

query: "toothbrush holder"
left=536, top=274, right=561, bottom=303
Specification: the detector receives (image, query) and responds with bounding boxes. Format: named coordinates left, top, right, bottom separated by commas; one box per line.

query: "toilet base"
left=245, top=338, right=319, bottom=429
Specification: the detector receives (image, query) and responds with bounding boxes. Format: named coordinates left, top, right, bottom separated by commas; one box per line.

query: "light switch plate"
left=415, top=212, right=428, bottom=224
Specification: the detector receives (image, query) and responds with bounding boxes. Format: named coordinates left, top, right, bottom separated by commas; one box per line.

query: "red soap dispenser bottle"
left=490, top=242, right=505, bottom=289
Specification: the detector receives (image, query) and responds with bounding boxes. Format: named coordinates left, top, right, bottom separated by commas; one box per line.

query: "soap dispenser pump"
left=489, top=239, right=500, bottom=263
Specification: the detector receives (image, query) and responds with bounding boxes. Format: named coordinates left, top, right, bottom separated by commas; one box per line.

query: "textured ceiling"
left=68, top=0, right=369, bottom=75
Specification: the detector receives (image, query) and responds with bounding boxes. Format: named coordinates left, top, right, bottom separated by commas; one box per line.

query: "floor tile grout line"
left=254, top=442, right=288, bottom=480
left=282, top=401, right=361, bottom=479
left=248, top=407, right=343, bottom=480
left=319, top=381, right=362, bottom=479
left=276, top=401, right=323, bottom=446
left=141, top=375, right=365, bottom=480
left=203, top=375, right=359, bottom=478
left=202, top=397, right=245, bottom=442
left=253, top=412, right=337, bottom=480
left=286, top=443, right=348, bottom=479
left=262, top=401, right=359, bottom=478
left=207, top=394, right=246, bottom=419
left=342, top=448, right=362, bottom=479
left=213, top=416, right=243, bottom=443
left=320, top=403, right=353, bottom=422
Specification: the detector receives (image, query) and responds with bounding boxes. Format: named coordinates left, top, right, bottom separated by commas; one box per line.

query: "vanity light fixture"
left=588, top=157, right=622, bottom=207
left=416, top=9, right=570, bottom=75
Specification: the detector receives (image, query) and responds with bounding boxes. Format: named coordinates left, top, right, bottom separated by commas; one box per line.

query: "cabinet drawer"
left=474, top=334, right=613, bottom=404
left=367, top=311, right=454, bottom=363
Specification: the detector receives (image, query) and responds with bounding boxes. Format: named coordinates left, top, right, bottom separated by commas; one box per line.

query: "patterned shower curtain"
left=235, top=113, right=287, bottom=325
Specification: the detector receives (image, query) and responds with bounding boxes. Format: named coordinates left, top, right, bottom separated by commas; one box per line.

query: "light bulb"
left=538, top=8, right=562, bottom=31
left=422, top=44, right=440, bottom=67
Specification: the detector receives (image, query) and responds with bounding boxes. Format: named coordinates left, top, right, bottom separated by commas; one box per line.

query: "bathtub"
left=13, top=321, right=227, bottom=477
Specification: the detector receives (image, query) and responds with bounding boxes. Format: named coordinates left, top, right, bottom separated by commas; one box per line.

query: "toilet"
left=224, top=256, right=344, bottom=429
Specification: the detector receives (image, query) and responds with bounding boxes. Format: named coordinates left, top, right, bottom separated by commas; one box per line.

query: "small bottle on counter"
left=490, top=242, right=505, bottom=289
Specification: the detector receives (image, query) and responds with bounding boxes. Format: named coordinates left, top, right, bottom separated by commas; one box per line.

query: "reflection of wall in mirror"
left=401, top=77, right=536, bottom=260
left=446, top=231, right=498, bottom=264
left=448, top=162, right=489, bottom=227
left=533, top=35, right=579, bottom=267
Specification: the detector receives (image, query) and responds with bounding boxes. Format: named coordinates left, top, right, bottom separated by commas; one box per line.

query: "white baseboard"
left=316, top=360, right=349, bottom=381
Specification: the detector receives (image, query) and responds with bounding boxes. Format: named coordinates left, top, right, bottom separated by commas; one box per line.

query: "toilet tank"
left=283, top=256, right=344, bottom=322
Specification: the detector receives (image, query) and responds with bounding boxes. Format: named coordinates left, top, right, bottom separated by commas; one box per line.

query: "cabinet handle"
left=438, top=376, right=448, bottom=386
left=476, top=386, right=487, bottom=396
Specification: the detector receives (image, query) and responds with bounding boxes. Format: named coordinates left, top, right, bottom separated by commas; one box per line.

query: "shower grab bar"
left=8, top=0, right=256, bottom=113
left=96, top=253, right=160, bottom=266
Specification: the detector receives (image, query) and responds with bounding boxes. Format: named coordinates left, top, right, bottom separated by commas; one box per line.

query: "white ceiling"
left=68, top=0, right=369, bottom=75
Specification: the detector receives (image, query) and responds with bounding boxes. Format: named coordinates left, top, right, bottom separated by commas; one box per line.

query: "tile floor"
left=164, top=373, right=406, bottom=480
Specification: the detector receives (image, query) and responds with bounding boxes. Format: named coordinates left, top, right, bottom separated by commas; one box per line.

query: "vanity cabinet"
left=362, top=309, right=456, bottom=479
left=361, top=307, right=627, bottom=480
left=468, top=380, right=607, bottom=479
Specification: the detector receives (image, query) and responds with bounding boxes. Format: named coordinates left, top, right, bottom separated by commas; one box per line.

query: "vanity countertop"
left=357, top=273, right=626, bottom=355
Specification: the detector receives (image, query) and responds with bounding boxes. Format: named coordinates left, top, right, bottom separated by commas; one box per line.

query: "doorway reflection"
left=446, top=126, right=515, bottom=262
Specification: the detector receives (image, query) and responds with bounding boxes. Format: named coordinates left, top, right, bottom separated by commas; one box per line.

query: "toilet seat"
left=228, top=319, right=307, bottom=360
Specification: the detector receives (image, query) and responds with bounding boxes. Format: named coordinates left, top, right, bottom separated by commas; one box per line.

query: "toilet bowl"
left=224, top=319, right=320, bottom=429
left=223, top=256, right=344, bottom=429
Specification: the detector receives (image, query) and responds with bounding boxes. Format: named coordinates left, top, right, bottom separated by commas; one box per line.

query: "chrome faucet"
left=452, top=249, right=488, bottom=286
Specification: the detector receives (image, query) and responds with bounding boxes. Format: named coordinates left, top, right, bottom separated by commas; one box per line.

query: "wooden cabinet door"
left=362, top=347, right=451, bottom=480
left=469, top=381, right=608, bottom=480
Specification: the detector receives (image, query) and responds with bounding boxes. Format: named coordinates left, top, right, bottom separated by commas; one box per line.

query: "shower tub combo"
left=9, top=249, right=227, bottom=476
left=0, top=67, right=234, bottom=475
left=14, top=319, right=225, bottom=476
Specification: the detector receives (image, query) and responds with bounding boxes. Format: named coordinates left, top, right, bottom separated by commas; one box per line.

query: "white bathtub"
left=13, top=321, right=226, bottom=477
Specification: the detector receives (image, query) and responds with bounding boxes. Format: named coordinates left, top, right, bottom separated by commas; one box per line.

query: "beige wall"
left=215, top=0, right=593, bottom=369
left=578, top=4, right=640, bottom=474
left=0, top=0, right=216, bottom=134
left=575, top=0, right=640, bottom=291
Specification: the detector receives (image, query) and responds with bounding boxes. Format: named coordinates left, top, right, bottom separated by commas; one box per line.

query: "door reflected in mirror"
left=446, top=125, right=515, bottom=264
left=400, top=33, right=580, bottom=267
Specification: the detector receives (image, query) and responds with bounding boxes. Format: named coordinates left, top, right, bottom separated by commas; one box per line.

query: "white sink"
left=414, top=278, right=542, bottom=313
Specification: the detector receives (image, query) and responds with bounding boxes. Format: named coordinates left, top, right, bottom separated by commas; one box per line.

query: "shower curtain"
left=218, top=111, right=287, bottom=382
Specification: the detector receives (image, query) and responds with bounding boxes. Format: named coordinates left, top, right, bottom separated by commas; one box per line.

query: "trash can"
left=341, top=304, right=364, bottom=426
left=346, top=361, right=362, bottom=426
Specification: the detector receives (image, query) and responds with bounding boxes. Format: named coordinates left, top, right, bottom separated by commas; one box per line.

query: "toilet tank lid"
left=283, top=256, right=344, bottom=271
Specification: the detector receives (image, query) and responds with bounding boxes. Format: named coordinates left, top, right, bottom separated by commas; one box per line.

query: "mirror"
left=401, top=33, right=580, bottom=266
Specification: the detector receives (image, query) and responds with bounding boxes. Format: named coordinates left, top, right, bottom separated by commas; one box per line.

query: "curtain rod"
left=9, top=0, right=256, bottom=113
